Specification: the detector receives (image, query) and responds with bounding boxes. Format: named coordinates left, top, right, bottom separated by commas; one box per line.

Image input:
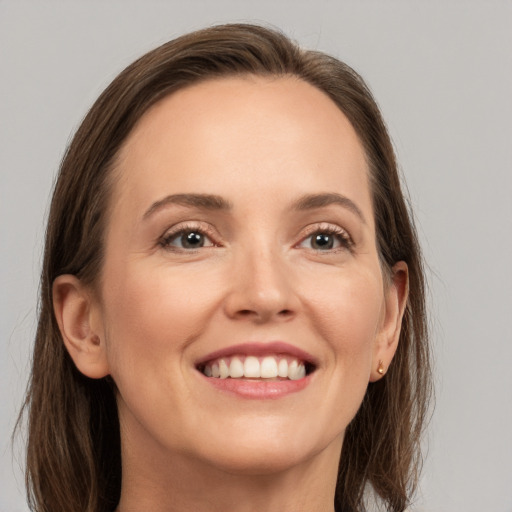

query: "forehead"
left=112, top=75, right=372, bottom=223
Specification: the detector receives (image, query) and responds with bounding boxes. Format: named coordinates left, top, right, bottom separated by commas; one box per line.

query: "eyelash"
left=158, top=222, right=353, bottom=253
left=297, top=223, right=354, bottom=253
left=158, top=222, right=220, bottom=251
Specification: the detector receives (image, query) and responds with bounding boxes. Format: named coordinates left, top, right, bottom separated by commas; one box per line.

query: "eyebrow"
left=143, top=193, right=233, bottom=220
left=292, top=193, right=366, bottom=224
left=142, top=191, right=365, bottom=224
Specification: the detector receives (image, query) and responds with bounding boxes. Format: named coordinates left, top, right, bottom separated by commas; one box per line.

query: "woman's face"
left=91, top=76, right=403, bottom=474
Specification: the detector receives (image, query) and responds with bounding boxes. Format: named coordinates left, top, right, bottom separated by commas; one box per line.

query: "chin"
left=188, top=422, right=337, bottom=477
left=202, top=445, right=316, bottom=476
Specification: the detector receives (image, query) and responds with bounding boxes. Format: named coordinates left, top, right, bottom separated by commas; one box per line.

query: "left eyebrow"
left=142, top=193, right=233, bottom=221
left=291, top=193, right=367, bottom=224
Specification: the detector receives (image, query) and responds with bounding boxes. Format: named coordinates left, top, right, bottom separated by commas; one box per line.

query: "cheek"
left=101, top=261, right=222, bottom=382
left=302, top=264, right=384, bottom=371
left=309, top=271, right=383, bottom=348
left=286, top=265, right=385, bottom=444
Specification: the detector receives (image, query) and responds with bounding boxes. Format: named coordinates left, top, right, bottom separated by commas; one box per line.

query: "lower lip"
left=198, top=372, right=312, bottom=399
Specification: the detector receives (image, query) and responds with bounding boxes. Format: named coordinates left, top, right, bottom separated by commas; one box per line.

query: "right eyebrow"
left=142, top=193, right=233, bottom=221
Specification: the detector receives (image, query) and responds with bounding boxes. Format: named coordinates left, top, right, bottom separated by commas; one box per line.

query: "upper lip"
left=195, top=341, right=318, bottom=368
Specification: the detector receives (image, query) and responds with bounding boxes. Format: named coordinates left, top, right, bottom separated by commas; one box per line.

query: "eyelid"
left=158, top=221, right=221, bottom=250
left=296, top=222, right=354, bottom=251
left=157, top=220, right=353, bottom=252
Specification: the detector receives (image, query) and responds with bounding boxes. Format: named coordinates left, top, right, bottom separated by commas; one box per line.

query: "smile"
left=201, top=355, right=309, bottom=380
left=195, top=342, right=317, bottom=399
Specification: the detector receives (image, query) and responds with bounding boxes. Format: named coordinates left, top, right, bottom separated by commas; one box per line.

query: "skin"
left=53, top=75, right=408, bottom=512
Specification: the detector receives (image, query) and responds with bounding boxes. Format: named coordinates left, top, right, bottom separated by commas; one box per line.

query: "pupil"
left=313, top=233, right=333, bottom=250
left=183, top=232, right=203, bottom=248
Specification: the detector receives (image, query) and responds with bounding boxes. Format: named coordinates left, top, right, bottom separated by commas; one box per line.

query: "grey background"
left=1, top=1, right=511, bottom=511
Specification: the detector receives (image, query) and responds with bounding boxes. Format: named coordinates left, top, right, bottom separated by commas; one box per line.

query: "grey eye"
left=163, top=229, right=214, bottom=250
left=311, top=233, right=335, bottom=250
left=299, top=231, right=344, bottom=251
left=179, top=231, right=205, bottom=248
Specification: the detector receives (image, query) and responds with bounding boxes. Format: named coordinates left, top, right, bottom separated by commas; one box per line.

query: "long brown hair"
left=18, top=23, right=432, bottom=512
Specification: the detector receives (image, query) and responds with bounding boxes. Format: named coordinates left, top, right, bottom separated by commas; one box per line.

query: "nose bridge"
left=224, top=232, right=297, bottom=322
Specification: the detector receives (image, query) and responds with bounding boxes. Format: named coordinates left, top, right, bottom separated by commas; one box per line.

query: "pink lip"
left=195, top=341, right=317, bottom=400
left=196, top=341, right=317, bottom=366
left=199, top=372, right=312, bottom=399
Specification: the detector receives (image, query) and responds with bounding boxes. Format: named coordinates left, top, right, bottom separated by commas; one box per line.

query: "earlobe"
left=370, top=261, right=409, bottom=382
left=52, top=275, right=110, bottom=379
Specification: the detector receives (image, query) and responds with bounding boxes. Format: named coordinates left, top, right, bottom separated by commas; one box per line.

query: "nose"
left=223, top=245, right=299, bottom=324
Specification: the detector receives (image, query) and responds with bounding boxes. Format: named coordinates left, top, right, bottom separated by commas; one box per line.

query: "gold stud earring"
left=377, top=360, right=385, bottom=375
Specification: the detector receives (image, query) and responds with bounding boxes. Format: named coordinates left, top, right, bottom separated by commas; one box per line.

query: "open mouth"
left=197, top=355, right=316, bottom=381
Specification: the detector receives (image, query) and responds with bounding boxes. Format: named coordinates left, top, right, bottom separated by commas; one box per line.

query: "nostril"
left=230, top=307, right=296, bottom=323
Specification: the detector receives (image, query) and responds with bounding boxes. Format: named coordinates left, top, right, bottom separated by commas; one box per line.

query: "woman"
left=20, top=23, right=431, bottom=512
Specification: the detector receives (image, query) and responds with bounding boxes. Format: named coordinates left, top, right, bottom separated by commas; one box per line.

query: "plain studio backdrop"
left=1, top=1, right=511, bottom=511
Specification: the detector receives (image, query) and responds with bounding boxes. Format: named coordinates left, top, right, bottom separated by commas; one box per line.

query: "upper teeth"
left=202, top=355, right=307, bottom=380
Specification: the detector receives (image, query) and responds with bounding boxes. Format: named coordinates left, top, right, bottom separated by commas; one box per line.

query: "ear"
left=52, top=274, right=110, bottom=379
left=369, top=261, right=409, bottom=382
